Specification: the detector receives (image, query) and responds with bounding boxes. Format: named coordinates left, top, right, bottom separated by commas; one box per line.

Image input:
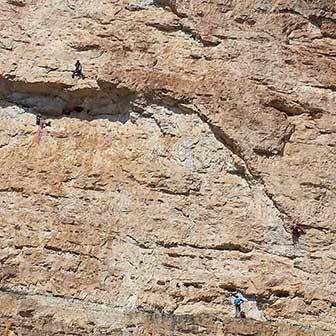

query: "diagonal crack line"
left=155, top=100, right=292, bottom=228
left=173, top=103, right=293, bottom=224
left=263, top=189, right=289, bottom=220
left=167, top=102, right=254, bottom=184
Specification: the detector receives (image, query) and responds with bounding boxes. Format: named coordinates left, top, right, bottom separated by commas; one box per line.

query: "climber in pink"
left=33, top=114, right=51, bottom=144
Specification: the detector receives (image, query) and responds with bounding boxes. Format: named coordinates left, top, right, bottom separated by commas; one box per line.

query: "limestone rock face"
left=0, top=1, right=335, bottom=335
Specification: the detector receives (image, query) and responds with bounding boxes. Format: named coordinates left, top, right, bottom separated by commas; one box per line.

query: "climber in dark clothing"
left=289, top=217, right=306, bottom=235
left=290, top=218, right=306, bottom=244
left=72, top=60, right=84, bottom=79
left=36, top=114, right=41, bottom=126
left=292, top=223, right=306, bottom=236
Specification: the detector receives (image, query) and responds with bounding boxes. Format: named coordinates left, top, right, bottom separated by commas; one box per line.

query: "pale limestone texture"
left=0, top=1, right=335, bottom=335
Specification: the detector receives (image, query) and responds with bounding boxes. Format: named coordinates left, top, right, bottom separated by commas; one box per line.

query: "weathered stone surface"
left=0, top=1, right=335, bottom=335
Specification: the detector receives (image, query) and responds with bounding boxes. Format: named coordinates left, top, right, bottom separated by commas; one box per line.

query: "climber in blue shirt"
left=233, top=294, right=246, bottom=318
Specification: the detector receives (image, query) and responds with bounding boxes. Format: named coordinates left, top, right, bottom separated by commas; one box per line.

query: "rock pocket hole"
left=73, top=106, right=84, bottom=112
left=62, top=106, right=84, bottom=115
left=18, top=309, right=34, bottom=318
left=273, top=289, right=290, bottom=298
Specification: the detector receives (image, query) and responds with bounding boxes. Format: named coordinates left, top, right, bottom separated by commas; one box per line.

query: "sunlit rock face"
left=0, top=1, right=335, bottom=335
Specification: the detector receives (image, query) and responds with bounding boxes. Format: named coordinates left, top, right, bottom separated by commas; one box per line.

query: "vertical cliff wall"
left=0, top=1, right=335, bottom=335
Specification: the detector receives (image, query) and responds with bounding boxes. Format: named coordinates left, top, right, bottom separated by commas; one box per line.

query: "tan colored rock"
left=0, top=1, right=335, bottom=335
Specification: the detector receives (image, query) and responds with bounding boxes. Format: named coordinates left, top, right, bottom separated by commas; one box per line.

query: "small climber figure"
left=36, top=114, right=51, bottom=128
left=290, top=218, right=306, bottom=236
left=33, top=114, right=51, bottom=144
left=233, top=294, right=247, bottom=318
left=290, top=218, right=306, bottom=244
left=36, top=113, right=41, bottom=126
left=292, top=223, right=306, bottom=235
left=72, top=60, right=84, bottom=79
